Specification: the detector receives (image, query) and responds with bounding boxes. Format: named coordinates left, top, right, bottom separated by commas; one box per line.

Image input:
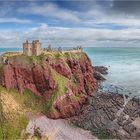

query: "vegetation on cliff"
left=0, top=86, right=47, bottom=139
left=0, top=87, right=28, bottom=139
left=0, top=51, right=97, bottom=118
left=43, top=68, right=69, bottom=114
left=0, top=51, right=98, bottom=139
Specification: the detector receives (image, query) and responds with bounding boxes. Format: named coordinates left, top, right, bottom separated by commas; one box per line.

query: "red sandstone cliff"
left=0, top=52, right=97, bottom=118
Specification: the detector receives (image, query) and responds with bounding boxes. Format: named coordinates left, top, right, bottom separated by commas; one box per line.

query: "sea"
left=0, top=47, right=140, bottom=98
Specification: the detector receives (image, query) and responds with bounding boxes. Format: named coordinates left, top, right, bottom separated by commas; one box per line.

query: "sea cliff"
left=0, top=51, right=97, bottom=119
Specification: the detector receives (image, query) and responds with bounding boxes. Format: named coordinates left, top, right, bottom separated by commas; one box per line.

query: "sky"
left=1, top=0, right=140, bottom=48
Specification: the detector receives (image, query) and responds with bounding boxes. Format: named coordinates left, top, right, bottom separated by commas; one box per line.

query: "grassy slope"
left=0, top=87, right=28, bottom=139
left=0, top=87, right=45, bottom=139
left=43, top=68, right=69, bottom=114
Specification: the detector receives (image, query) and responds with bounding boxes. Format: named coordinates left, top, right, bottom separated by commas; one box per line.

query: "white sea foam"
left=85, top=47, right=140, bottom=97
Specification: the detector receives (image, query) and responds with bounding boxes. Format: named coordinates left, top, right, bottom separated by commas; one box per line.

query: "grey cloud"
left=109, top=0, right=140, bottom=17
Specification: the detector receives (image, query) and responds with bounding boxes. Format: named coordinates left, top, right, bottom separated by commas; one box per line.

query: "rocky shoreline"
left=70, top=66, right=140, bottom=139
left=1, top=51, right=140, bottom=139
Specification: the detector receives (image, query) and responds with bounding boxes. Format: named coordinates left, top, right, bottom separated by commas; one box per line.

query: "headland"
left=0, top=41, right=139, bottom=139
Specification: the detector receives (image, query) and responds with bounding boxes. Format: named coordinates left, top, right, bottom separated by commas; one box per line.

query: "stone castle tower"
left=23, top=40, right=42, bottom=56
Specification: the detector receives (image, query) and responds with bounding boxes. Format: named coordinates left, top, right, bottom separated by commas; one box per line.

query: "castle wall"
left=23, top=43, right=32, bottom=56
left=23, top=43, right=27, bottom=55
left=23, top=40, right=42, bottom=56
left=32, top=41, right=42, bottom=56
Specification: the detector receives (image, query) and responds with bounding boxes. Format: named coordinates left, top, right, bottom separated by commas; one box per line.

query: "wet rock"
left=94, top=71, right=106, bottom=81
left=93, top=66, right=108, bottom=74
left=70, top=91, right=140, bottom=139
left=125, top=94, right=129, bottom=99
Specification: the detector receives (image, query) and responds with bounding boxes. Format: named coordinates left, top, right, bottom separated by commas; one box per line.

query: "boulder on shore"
left=94, top=71, right=106, bottom=81
left=94, top=66, right=108, bottom=74
left=93, top=66, right=108, bottom=81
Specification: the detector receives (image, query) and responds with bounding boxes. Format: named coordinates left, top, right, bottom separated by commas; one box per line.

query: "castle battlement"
left=23, top=40, right=83, bottom=56
left=23, top=40, right=42, bottom=56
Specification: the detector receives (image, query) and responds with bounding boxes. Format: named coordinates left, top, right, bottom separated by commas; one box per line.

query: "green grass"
left=2, top=51, right=87, bottom=67
left=43, top=68, right=69, bottom=114
left=28, top=54, right=46, bottom=64
left=43, top=52, right=63, bottom=59
left=43, top=51, right=85, bottom=60
left=51, top=69, right=69, bottom=95
left=8, top=88, right=44, bottom=112
left=0, top=86, right=45, bottom=115
left=0, top=87, right=29, bottom=139
left=0, top=114, right=28, bottom=139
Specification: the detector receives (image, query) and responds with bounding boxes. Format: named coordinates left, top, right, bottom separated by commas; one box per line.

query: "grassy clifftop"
left=2, top=51, right=86, bottom=64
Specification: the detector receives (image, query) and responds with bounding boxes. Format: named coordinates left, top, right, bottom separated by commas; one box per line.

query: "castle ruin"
left=23, top=40, right=83, bottom=56
left=23, top=40, right=42, bottom=56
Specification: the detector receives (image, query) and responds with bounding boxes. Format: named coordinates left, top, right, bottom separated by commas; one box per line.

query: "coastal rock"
left=48, top=58, right=72, bottom=79
left=93, top=66, right=108, bottom=74
left=94, top=71, right=106, bottom=81
left=2, top=63, right=56, bottom=96
left=70, top=91, right=140, bottom=139
left=71, top=92, right=124, bottom=129
left=48, top=88, right=88, bottom=119
left=0, top=52, right=97, bottom=119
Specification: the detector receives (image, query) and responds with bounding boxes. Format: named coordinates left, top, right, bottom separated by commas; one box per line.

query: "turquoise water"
left=84, top=47, right=140, bottom=97
left=0, top=48, right=21, bottom=54
left=0, top=47, right=140, bottom=97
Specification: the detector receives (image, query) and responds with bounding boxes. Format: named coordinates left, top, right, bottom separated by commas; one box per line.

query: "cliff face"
left=0, top=52, right=97, bottom=118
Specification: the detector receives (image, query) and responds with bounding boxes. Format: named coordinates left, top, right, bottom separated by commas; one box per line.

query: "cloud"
left=1, top=24, right=140, bottom=48
left=82, top=14, right=140, bottom=28
left=0, top=1, right=32, bottom=24
left=111, top=0, right=140, bottom=16
left=1, top=1, right=140, bottom=48
left=18, top=3, right=80, bottom=22
left=16, top=1, right=140, bottom=29
left=0, top=18, right=32, bottom=23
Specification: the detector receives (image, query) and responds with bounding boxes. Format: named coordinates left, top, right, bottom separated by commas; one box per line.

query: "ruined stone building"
left=23, top=40, right=42, bottom=56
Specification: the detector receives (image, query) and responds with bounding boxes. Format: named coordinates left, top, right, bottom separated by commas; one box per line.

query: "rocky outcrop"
left=94, top=66, right=108, bottom=74
left=0, top=52, right=97, bottom=119
left=70, top=90, right=140, bottom=139
left=94, top=71, right=106, bottom=81
left=93, top=66, right=108, bottom=81
left=2, top=63, right=56, bottom=96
